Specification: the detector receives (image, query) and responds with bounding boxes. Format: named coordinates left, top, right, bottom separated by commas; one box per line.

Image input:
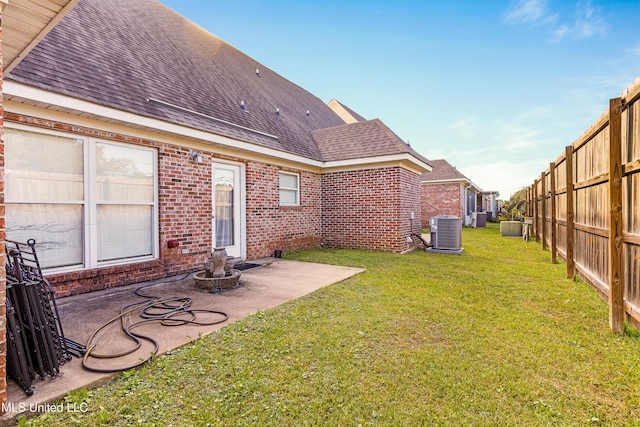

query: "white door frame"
left=211, top=160, right=246, bottom=259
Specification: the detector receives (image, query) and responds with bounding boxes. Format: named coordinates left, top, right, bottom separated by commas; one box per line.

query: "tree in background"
left=499, top=187, right=527, bottom=221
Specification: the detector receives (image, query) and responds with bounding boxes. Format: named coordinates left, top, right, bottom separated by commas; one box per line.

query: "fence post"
left=540, top=172, right=547, bottom=250
left=549, top=162, right=557, bottom=263
left=528, top=185, right=532, bottom=222
left=609, top=97, right=624, bottom=335
left=565, top=145, right=575, bottom=279
left=533, top=178, right=538, bottom=240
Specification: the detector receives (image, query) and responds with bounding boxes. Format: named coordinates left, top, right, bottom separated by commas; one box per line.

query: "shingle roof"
left=8, top=0, right=347, bottom=161
left=8, top=0, right=431, bottom=169
left=421, top=159, right=469, bottom=182
left=313, top=119, right=430, bottom=164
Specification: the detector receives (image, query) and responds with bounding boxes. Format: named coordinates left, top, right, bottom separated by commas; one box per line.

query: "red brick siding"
left=0, top=11, right=7, bottom=410
left=5, top=114, right=425, bottom=294
left=157, top=145, right=213, bottom=273
left=421, top=182, right=464, bottom=228
left=400, top=168, right=423, bottom=242
left=246, top=163, right=321, bottom=259
left=4, top=113, right=324, bottom=295
left=322, top=167, right=421, bottom=253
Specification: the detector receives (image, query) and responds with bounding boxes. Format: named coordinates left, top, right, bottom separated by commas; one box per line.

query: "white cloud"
left=459, top=160, right=536, bottom=198
left=626, top=44, right=640, bottom=56
left=504, top=0, right=554, bottom=26
left=552, top=0, right=608, bottom=41
left=447, top=117, right=479, bottom=141
left=428, top=106, right=566, bottom=198
left=505, top=0, right=608, bottom=41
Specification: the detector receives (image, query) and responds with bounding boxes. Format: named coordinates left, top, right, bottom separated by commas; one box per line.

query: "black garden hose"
left=82, top=276, right=228, bottom=373
left=411, top=233, right=433, bottom=248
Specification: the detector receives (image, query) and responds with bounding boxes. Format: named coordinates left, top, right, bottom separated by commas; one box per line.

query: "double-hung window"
left=279, top=171, right=299, bottom=206
left=5, top=127, right=158, bottom=271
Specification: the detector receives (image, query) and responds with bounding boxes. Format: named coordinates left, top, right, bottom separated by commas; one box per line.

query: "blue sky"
left=159, top=0, right=640, bottom=199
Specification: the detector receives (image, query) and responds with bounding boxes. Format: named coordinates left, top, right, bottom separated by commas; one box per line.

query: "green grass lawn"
left=21, top=224, right=640, bottom=426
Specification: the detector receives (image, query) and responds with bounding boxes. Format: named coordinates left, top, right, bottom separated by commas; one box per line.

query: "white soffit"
left=2, top=0, right=80, bottom=74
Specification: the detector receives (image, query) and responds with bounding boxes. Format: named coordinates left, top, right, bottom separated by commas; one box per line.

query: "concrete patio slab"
left=0, top=258, right=365, bottom=424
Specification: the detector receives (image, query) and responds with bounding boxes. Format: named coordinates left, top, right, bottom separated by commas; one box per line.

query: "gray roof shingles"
left=421, top=159, right=469, bottom=182
left=313, top=119, right=430, bottom=165
left=8, top=0, right=427, bottom=166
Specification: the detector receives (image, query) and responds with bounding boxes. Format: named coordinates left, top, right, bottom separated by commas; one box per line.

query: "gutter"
left=5, top=81, right=431, bottom=174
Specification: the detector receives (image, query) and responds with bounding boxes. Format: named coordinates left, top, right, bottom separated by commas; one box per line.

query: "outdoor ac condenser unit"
left=429, top=215, right=463, bottom=254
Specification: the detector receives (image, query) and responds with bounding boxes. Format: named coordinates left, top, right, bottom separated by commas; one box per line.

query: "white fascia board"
left=421, top=177, right=482, bottom=193
left=421, top=178, right=468, bottom=185
left=323, top=153, right=431, bottom=172
left=4, top=81, right=324, bottom=168
left=4, top=81, right=431, bottom=174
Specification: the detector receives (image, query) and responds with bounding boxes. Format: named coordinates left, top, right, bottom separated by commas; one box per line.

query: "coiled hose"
left=82, top=276, right=228, bottom=373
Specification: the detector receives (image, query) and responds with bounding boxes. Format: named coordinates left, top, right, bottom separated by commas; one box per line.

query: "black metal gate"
left=5, top=239, right=82, bottom=395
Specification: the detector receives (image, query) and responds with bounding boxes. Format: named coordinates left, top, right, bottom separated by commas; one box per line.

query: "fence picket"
left=527, top=79, right=640, bottom=333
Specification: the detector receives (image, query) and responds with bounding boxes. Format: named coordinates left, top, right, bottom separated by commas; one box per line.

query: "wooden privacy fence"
left=527, top=77, right=640, bottom=334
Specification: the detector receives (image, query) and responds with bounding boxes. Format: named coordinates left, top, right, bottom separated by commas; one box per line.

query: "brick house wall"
left=322, top=167, right=421, bottom=253
left=246, top=163, right=321, bottom=259
left=4, top=113, right=425, bottom=297
left=0, top=8, right=7, bottom=410
left=400, top=167, right=423, bottom=240
left=4, top=113, right=324, bottom=296
left=421, top=182, right=464, bottom=228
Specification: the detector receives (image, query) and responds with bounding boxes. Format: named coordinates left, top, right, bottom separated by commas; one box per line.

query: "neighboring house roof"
left=6, top=0, right=429, bottom=171
left=327, top=99, right=367, bottom=124
left=421, top=159, right=481, bottom=192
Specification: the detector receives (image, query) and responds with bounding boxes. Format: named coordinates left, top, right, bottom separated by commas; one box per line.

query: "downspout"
left=464, top=184, right=472, bottom=226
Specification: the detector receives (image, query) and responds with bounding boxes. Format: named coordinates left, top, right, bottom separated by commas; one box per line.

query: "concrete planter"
left=500, top=221, right=522, bottom=237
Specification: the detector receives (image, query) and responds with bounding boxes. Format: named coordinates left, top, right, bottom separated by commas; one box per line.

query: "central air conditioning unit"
left=428, top=215, right=464, bottom=255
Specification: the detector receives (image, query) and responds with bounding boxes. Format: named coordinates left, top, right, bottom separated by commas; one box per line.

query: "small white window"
left=279, top=171, right=299, bottom=206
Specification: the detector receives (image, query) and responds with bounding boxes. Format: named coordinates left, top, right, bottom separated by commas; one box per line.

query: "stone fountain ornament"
left=193, top=247, right=242, bottom=290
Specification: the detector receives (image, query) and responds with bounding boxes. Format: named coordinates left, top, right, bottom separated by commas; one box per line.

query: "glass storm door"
left=212, top=162, right=242, bottom=258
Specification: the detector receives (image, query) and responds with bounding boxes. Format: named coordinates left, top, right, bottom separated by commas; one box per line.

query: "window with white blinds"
left=279, top=171, right=299, bottom=206
left=5, top=127, right=158, bottom=270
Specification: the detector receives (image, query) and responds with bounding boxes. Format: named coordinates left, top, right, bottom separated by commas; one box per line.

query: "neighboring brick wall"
left=322, top=167, right=421, bottom=253
left=246, top=163, right=321, bottom=259
left=421, top=182, right=464, bottom=228
left=0, top=10, right=7, bottom=411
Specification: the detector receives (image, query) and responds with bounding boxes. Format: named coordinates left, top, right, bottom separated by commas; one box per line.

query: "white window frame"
left=279, top=171, right=300, bottom=206
left=6, top=124, right=159, bottom=273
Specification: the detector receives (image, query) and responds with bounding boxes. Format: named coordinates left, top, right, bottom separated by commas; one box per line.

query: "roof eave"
left=5, top=81, right=432, bottom=176
left=324, top=153, right=431, bottom=174
left=422, top=177, right=482, bottom=192
left=4, top=81, right=326, bottom=168
left=3, top=0, right=81, bottom=74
